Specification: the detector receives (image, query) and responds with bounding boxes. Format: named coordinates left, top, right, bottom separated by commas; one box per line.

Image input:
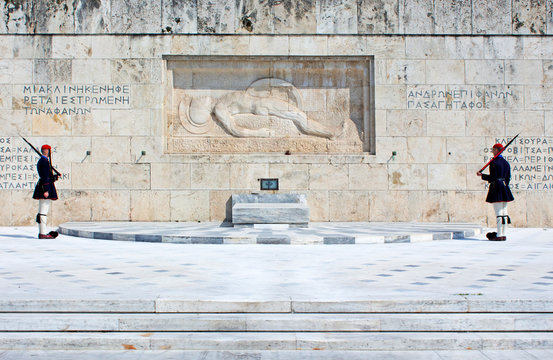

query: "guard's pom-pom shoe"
left=489, top=236, right=506, bottom=241
left=38, top=233, right=54, bottom=239
left=48, top=231, right=59, bottom=239
left=486, top=232, right=497, bottom=240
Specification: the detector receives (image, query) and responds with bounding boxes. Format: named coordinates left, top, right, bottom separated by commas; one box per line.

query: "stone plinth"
left=231, top=193, right=309, bottom=227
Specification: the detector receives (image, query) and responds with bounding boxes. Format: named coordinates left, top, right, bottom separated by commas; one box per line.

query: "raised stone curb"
left=58, top=222, right=482, bottom=245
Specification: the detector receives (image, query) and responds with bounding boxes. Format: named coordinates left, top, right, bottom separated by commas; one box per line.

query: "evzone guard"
left=477, top=139, right=517, bottom=241
left=30, top=142, right=60, bottom=239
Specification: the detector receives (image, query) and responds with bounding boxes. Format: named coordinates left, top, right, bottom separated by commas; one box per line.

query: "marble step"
left=2, top=298, right=552, bottom=313
left=1, top=350, right=553, bottom=360
left=1, top=313, right=553, bottom=332
left=1, top=332, right=553, bottom=351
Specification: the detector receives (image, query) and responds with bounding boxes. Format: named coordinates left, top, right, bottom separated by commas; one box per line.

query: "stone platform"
left=58, top=221, right=482, bottom=244
left=1, top=226, right=553, bottom=358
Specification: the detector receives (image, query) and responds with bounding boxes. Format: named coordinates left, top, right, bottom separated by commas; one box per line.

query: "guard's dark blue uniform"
left=481, top=155, right=514, bottom=203
left=32, top=155, right=58, bottom=200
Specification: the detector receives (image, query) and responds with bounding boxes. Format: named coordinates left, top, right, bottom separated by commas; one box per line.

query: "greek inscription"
left=0, top=137, right=69, bottom=190
left=407, top=86, right=517, bottom=110
left=483, top=136, right=553, bottom=191
left=19, top=84, right=131, bottom=116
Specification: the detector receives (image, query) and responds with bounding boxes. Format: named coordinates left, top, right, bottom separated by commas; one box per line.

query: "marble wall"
left=1, top=0, right=553, bottom=228
left=2, top=0, right=552, bottom=35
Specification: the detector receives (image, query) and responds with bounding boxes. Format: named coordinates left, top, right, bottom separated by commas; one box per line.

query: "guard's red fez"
left=41, top=144, right=51, bottom=151
left=493, top=143, right=504, bottom=150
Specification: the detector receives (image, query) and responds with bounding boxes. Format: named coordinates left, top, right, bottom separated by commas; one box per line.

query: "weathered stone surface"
left=428, top=164, right=466, bottom=190
left=446, top=137, right=488, bottom=164
left=71, top=110, right=110, bottom=136
left=374, top=85, right=405, bottom=110
left=33, top=59, right=71, bottom=83
left=1, top=1, right=31, bottom=34
left=506, top=111, right=545, bottom=136
left=71, top=163, right=111, bottom=190
left=484, top=37, right=523, bottom=59
left=31, top=114, right=71, bottom=136
left=505, top=60, right=543, bottom=84
left=546, top=111, right=553, bottom=135
left=111, top=163, right=150, bottom=190
left=210, top=190, right=233, bottom=221
left=197, top=0, right=236, bottom=34
left=170, top=190, right=210, bottom=221
left=11, top=190, right=35, bottom=225
left=91, top=136, right=130, bottom=163
left=427, top=111, right=465, bottom=137
left=235, top=0, right=273, bottom=34
left=74, top=0, right=111, bottom=33
left=210, top=35, right=249, bottom=55
left=191, top=163, right=230, bottom=189
left=317, top=0, right=357, bottom=34
left=367, top=36, right=405, bottom=58
left=52, top=36, right=92, bottom=58
left=130, top=190, right=171, bottom=221
left=306, top=190, right=329, bottom=221
left=309, top=163, right=348, bottom=190
left=388, top=164, right=427, bottom=190
left=348, top=163, right=388, bottom=190
left=111, top=109, right=151, bottom=136
left=90, top=35, right=130, bottom=58
left=407, top=137, right=446, bottom=163
left=289, top=36, right=327, bottom=55
left=72, top=59, right=111, bottom=83
left=229, top=163, right=269, bottom=189
left=434, top=0, right=472, bottom=34
left=31, top=0, right=75, bottom=34
left=406, top=36, right=446, bottom=59
left=268, top=163, right=308, bottom=190
left=473, top=0, right=512, bottom=34
left=273, top=0, right=317, bottom=34
left=248, top=35, right=288, bottom=55
left=386, top=60, right=425, bottom=84
left=151, top=163, right=191, bottom=190
left=162, top=0, right=197, bottom=34
left=111, top=59, right=155, bottom=84
left=446, top=191, right=487, bottom=223
left=327, top=35, right=365, bottom=55
left=111, top=1, right=161, bottom=33
left=445, top=36, right=484, bottom=59
left=375, top=136, right=407, bottom=163
left=465, top=60, right=505, bottom=84
left=524, top=86, right=553, bottom=110
left=386, top=110, right=425, bottom=136
left=512, top=0, right=546, bottom=35
left=426, top=60, right=464, bottom=84
left=358, top=0, right=398, bottom=34
left=399, top=0, right=434, bottom=34
left=408, top=190, right=448, bottom=221
left=91, top=190, right=130, bottom=221
left=51, top=190, right=92, bottom=224
left=368, top=190, right=409, bottom=221
left=329, top=190, right=368, bottom=221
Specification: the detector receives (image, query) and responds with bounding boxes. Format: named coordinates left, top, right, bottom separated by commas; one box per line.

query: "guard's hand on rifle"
left=53, top=174, right=59, bottom=182
left=476, top=171, right=482, bottom=176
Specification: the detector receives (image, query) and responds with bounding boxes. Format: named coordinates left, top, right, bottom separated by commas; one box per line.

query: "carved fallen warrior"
left=178, top=78, right=344, bottom=139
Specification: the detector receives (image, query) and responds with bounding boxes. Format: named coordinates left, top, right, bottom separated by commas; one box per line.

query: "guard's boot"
left=38, top=233, right=54, bottom=239
left=489, top=236, right=506, bottom=241
left=486, top=232, right=497, bottom=240
left=48, top=231, right=59, bottom=239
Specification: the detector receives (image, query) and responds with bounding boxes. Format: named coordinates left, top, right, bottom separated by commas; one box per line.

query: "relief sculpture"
left=166, top=57, right=372, bottom=154
left=178, top=78, right=342, bottom=139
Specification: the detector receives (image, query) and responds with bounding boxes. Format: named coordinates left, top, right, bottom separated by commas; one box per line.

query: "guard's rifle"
left=479, top=133, right=520, bottom=173
left=20, top=135, right=61, bottom=181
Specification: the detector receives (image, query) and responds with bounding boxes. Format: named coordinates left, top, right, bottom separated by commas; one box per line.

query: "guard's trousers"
left=37, top=199, right=51, bottom=235
left=493, top=202, right=509, bottom=237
